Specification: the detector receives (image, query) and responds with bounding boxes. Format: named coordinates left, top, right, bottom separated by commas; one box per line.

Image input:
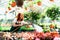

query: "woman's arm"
left=24, top=22, right=29, bottom=25
left=22, top=21, right=29, bottom=25
left=12, top=18, right=23, bottom=27
left=13, top=23, right=23, bottom=27
left=21, top=21, right=32, bottom=25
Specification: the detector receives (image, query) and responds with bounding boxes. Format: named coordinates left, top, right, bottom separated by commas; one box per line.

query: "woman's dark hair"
left=15, top=0, right=23, bottom=7
left=17, top=13, right=24, bottom=21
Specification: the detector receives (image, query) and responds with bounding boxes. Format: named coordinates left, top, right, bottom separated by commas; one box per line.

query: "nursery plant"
left=24, top=11, right=41, bottom=24
left=46, top=7, right=60, bottom=20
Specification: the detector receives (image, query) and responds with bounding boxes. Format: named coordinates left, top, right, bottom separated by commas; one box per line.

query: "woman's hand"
left=24, top=22, right=32, bottom=25
left=19, top=24, right=24, bottom=26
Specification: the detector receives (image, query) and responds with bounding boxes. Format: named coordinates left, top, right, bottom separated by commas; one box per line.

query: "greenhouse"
left=0, top=0, right=60, bottom=40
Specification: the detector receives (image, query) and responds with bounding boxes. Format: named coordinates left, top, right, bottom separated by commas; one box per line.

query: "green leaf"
left=46, top=7, right=60, bottom=20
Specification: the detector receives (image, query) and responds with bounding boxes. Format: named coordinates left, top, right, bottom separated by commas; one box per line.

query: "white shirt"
left=13, top=18, right=26, bottom=25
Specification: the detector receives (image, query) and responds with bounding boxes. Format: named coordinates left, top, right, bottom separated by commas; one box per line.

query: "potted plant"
left=15, top=0, right=23, bottom=7
left=8, top=7, right=11, bottom=10
left=11, top=2, right=16, bottom=7
left=46, top=6, right=60, bottom=21
left=49, top=0, right=54, bottom=2
left=37, top=1, right=42, bottom=6
left=8, top=0, right=16, bottom=7
left=24, top=11, right=41, bottom=24
left=46, top=6, right=60, bottom=31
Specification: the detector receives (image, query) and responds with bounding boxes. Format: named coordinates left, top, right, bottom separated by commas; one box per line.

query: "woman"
left=10, top=13, right=28, bottom=32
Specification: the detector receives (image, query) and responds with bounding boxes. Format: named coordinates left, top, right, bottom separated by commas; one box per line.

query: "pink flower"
left=35, top=38, right=40, bottom=40
left=54, top=37, right=60, bottom=40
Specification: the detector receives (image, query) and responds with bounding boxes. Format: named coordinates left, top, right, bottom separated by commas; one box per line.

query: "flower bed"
left=0, top=32, right=59, bottom=40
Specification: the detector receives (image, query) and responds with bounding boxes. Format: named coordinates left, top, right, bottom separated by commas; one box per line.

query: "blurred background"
left=0, top=0, right=60, bottom=32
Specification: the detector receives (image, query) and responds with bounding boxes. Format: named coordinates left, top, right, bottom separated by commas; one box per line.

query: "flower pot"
left=50, top=0, right=54, bottom=2
left=15, top=0, right=23, bottom=7
left=37, top=2, right=41, bottom=6
left=11, top=2, right=16, bottom=7
left=8, top=7, right=11, bottom=10
left=50, top=24, right=54, bottom=29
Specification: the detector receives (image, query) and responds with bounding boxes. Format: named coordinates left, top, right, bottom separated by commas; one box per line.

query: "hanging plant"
left=7, top=0, right=16, bottom=11
left=8, top=7, right=11, bottom=10
left=49, top=0, right=54, bottom=2
left=8, top=0, right=16, bottom=7
left=37, top=1, right=41, bottom=6
left=11, top=2, right=16, bottom=7
left=46, top=7, right=60, bottom=20
left=33, top=0, right=42, bottom=5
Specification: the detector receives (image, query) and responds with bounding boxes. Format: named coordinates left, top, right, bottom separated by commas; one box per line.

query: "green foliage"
left=43, top=26, right=50, bottom=33
left=24, top=12, right=41, bottom=23
left=46, top=7, right=60, bottom=20
left=30, top=12, right=40, bottom=20
left=20, top=26, right=34, bottom=31
left=24, top=12, right=31, bottom=21
left=8, top=0, right=15, bottom=7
